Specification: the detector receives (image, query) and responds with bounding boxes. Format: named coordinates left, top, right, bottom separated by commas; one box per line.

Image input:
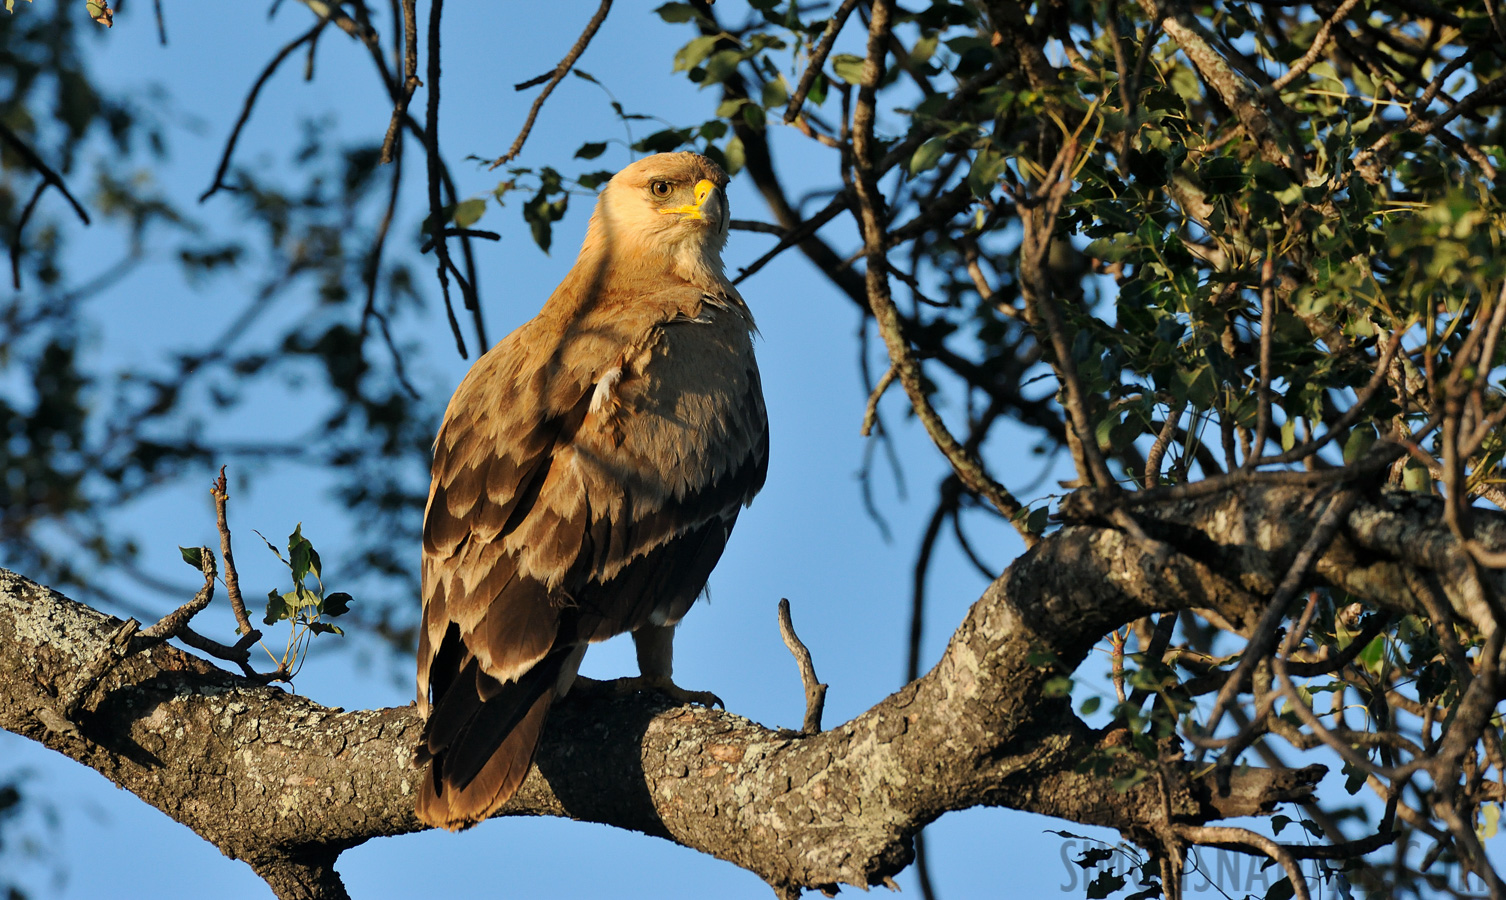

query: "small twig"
left=1144, top=395, right=1189, bottom=487
left=0, top=123, right=91, bottom=227
left=0, top=121, right=92, bottom=289
left=419, top=228, right=500, bottom=254
left=1256, top=331, right=1403, bottom=466
left=210, top=467, right=259, bottom=640
left=61, top=547, right=219, bottom=719
left=777, top=599, right=827, bottom=734
left=1263, top=0, right=1363, bottom=95
left=1174, top=825, right=1311, bottom=900
left=1198, top=487, right=1362, bottom=745
left=379, top=0, right=419, bottom=164
left=488, top=0, right=613, bottom=169
left=849, top=0, right=1035, bottom=545
left=1245, top=254, right=1277, bottom=471
left=423, top=0, right=470, bottom=360
left=783, top=0, right=861, bottom=124
left=359, top=124, right=421, bottom=400
left=732, top=196, right=847, bottom=285
left=153, top=0, right=167, bottom=44
left=860, top=365, right=897, bottom=437
left=137, top=551, right=218, bottom=644
left=729, top=219, right=787, bottom=236
left=200, top=20, right=326, bottom=203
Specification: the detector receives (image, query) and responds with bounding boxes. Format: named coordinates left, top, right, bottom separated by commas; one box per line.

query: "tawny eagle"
left=415, top=152, right=768, bottom=830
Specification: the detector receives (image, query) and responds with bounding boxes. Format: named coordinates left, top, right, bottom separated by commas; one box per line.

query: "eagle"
left=415, top=152, right=768, bottom=830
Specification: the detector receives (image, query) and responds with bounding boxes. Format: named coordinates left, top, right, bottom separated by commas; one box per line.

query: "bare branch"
left=783, top=0, right=861, bottom=124
left=1198, top=488, right=1362, bottom=743
left=0, top=120, right=92, bottom=289
left=1175, top=825, right=1310, bottom=900
left=488, top=0, right=613, bottom=169
left=848, top=0, right=1035, bottom=543
left=777, top=599, right=827, bottom=734
left=1263, top=0, right=1363, bottom=95
left=860, top=365, right=896, bottom=438
left=200, top=20, right=327, bottom=203
left=1245, top=254, right=1277, bottom=471
left=1144, top=395, right=1188, bottom=487
left=1257, top=331, right=1403, bottom=466
left=211, top=468, right=259, bottom=642
left=422, top=0, right=470, bottom=360
left=379, top=0, right=419, bottom=165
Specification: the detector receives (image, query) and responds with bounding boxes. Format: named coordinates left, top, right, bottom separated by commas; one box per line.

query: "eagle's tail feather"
left=416, top=646, right=570, bottom=831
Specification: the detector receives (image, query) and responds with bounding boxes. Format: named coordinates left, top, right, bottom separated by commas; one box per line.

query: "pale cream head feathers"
left=580, top=152, right=732, bottom=290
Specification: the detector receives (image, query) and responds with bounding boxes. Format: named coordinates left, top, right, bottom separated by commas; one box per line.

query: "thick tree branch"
left=6, top=486, right=1499, bottom=898
left=10, top=487, right=1414, bottom=897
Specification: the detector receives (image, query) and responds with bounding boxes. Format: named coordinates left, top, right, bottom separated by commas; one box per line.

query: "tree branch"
left=12, top=480, right=1450, bottom=898
left=488, top=0, right=613, bottom=169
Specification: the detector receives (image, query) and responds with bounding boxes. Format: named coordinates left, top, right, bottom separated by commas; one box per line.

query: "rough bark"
left=2, top=483, right=1494, bottom=899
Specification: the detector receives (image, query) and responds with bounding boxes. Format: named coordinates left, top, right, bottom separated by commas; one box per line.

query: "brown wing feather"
left=416, top=284, right=768, bottom=830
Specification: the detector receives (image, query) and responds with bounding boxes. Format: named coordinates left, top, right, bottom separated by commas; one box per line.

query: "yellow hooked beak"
left=657, top=179, right=718, bottom=221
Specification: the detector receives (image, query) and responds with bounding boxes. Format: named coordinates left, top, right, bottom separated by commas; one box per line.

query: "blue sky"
left=7, top=2, right=1484, bottom=898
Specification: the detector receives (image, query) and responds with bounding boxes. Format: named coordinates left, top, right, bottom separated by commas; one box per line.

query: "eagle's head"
left=585, top=152, right=732, bottom=285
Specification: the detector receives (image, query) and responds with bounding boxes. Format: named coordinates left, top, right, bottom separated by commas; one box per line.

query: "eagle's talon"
left=608, top=675, right=722, bottom=709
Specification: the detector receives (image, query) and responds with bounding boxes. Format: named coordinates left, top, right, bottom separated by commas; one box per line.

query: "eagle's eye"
left=650, top=180, right=673, bottom=198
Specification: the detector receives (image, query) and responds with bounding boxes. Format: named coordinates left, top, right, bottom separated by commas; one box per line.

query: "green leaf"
left=288, top=523, right=314, bottom=584
left=909, top=136, right=947, bottom=176
left=452, top=198, right=486, bottom=229
left=286, top=587, right=317, bottom=613
left=1080, top=696, right=1101, bottom=716
left=264, top=588, right=289, bottom=625
left=1111, top=769, right=1148, bottom=792
left=723, top=135, right=746, bottom=175
left=761, top=77, right=788, bottom=109
left=1480, top=802, right=1500, bottom=839
left=322, top=592, right=352, bottom=617
left=1402, top=461, right=1432, bottom=493
left=179, top=546, right=204, bottom=568
left=253, top=529, right=287, bottom=564
left=654, top=2, right=698, bottom=23
left=1271, top=813, right=1292, bottom=835
left=1043, top=675, right=1073, bottom=697
left=828, top=53, right=866, bottom=85
left=702, top=49, right=743, bottom=87
left=573, top=142, right=608, bottom=161
left=571, top=69, right=599, bottom=85
left=522, top=190, right=569, bottom=253
left=1357, top=634, right=1386, bottom=675
left=911, top=33, right=938, bottom=66
left=715, top=97, right=749, bottom=118
left=1198, top=156, right=1246, bottom=196
left=575, top=169, right=615, bottom=190
left=1086, top=870, right=1126, bottom=899
left=633, top=128, right=692, bottom=153
left=307, top=621, right=344, bottom=637
left=674, top=35, right=719, bottom=73
left=741, top=103, right=766, bottom=131
left=1343, top=424, right=1377, bottom=464
left=967, top=148, right=1007, bottom=198
left=1342, top=761, right=1366, bottom=794
left=1280, top=418, right=1296, bottom=451
left=1266, top=876, right=1296, bottom=900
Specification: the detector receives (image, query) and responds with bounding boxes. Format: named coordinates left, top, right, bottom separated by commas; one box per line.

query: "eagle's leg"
left=631, top=623, right=725, bottom=708
left=609, top=624, right=724, bottom=708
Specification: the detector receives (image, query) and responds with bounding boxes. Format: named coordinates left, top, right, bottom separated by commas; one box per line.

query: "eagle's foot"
left=603, top=674, right=723, bottom=709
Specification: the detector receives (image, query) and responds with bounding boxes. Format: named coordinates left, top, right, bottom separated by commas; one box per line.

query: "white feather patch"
left=590, top=366, right=622, bottom=414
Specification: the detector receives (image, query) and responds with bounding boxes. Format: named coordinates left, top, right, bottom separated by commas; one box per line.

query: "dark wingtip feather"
left=416, top=686, right=555, bottom=831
